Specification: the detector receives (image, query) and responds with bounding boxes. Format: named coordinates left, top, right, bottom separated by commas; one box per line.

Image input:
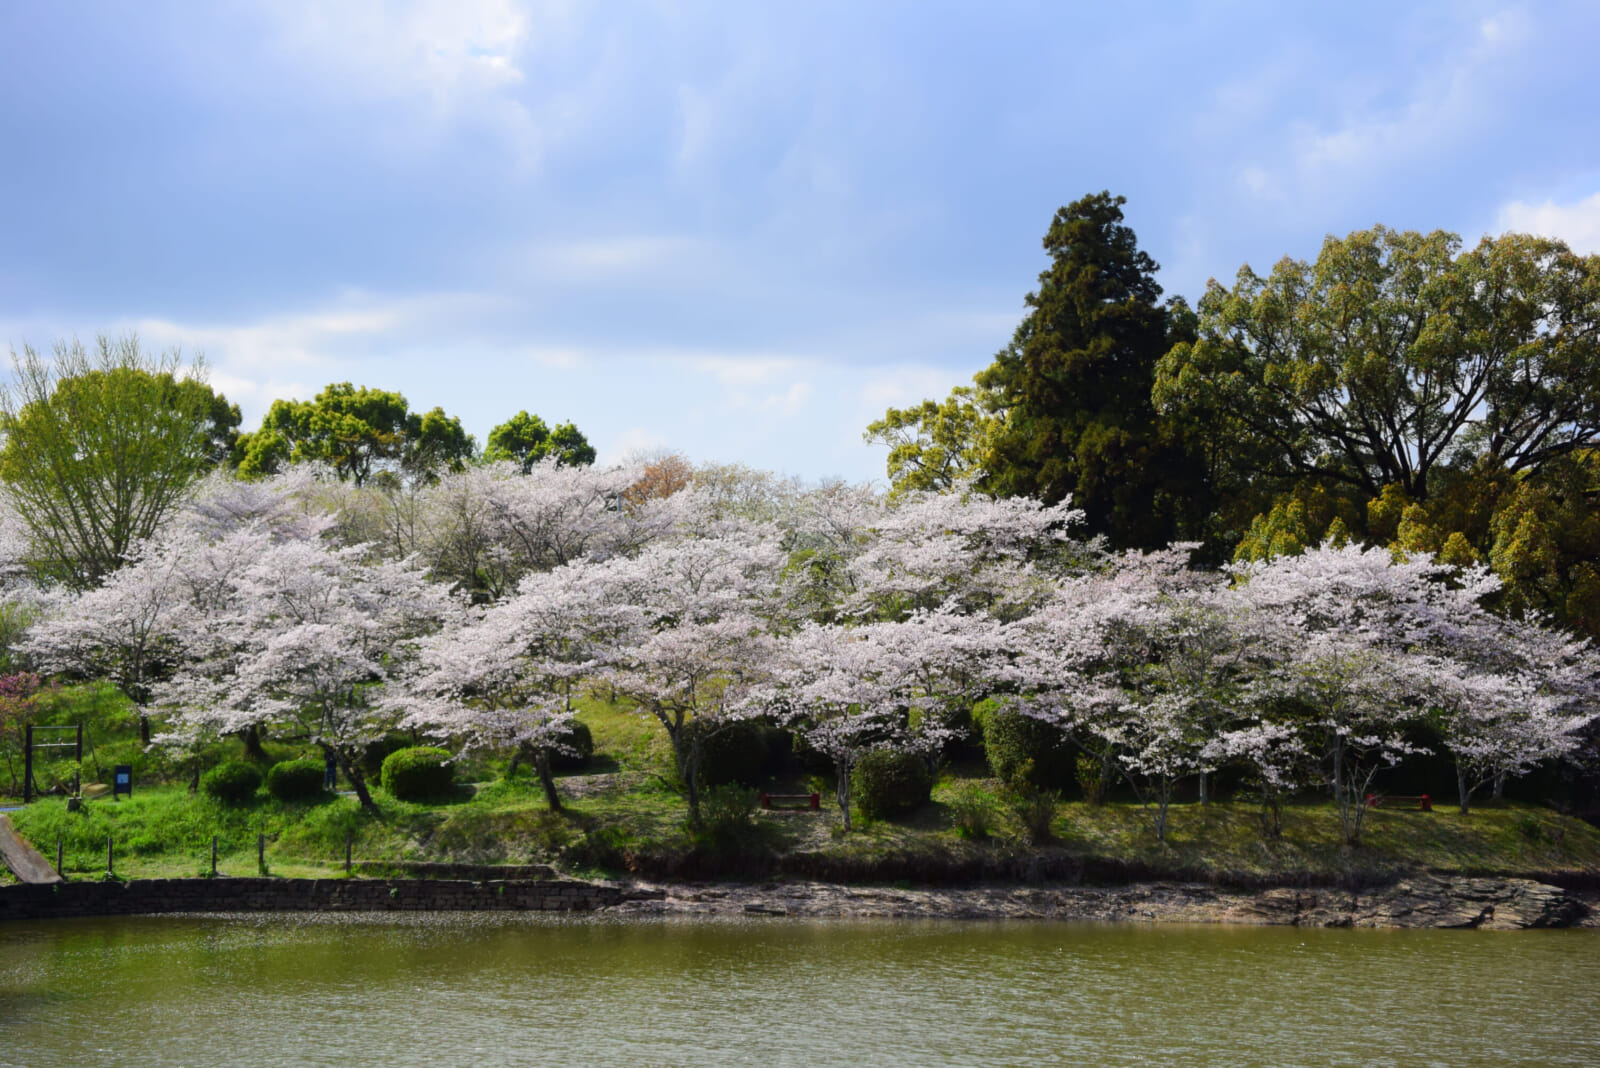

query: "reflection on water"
left=2, top=912, right=1597, bottom=1067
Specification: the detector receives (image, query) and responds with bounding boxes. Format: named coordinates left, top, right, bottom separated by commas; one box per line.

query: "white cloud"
left=250, top=0, right=593, bottom=167
left=123, top=290, right=502, bottom=427
left=532, top=236, right=698, bottom=276
left=130, top=290, right=497, bottom=370
left=1498, top=191, right=1600, bottom=254
left=601, top=426, right=672, bottom=466
left=1216, top=9, right=1536, bottom=219
left=681, top=354, right=807, bottom=389
left=767, top=380, right=812, bottom=416
left=526, top=346, right=584, bottom=370
left=207, top=371, right=317, bottom=410
left=263, top=0, right=538, bottom=104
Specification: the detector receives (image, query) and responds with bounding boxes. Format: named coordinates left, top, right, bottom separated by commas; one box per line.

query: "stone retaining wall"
left=0, top=877, right=661, bottom=923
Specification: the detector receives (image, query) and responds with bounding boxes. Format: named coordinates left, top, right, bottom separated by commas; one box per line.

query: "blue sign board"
left=113, top=764, right=133, bottom=797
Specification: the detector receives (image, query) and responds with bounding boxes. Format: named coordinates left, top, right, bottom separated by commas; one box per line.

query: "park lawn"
left=11, top=774, right=1598, bottom=885
left=6, top=697, right=1600, bottom=885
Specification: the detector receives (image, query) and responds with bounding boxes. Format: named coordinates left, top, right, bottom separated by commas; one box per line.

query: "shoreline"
left=3, top=872, right=1595, bottom=930
left=615, top=875, right=1599, bottom=928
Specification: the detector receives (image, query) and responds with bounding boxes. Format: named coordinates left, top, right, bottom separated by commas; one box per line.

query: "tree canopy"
left=862, top=385, right=998, bottom=497
left=1154, top=227, right=1600, bottom=505
left=484, top=410, right=596, bottom=471
left=235, top=383, right=475, bottom=484
left=0, top=335, right=239, bottom=587
left=867, top=194, right=1208, bottom=548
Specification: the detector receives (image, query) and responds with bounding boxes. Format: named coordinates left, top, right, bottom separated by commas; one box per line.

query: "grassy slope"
left=6, top=699, right=1600, bottom=884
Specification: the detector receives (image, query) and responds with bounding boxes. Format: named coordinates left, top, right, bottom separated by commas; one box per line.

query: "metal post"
left=345, top=832, right=352, bottom=874
left=210, top=835, right=218, bottom=877
left=106, top=836, right=114, bottom=878
left=74, top=724, right=83, bottom=796
left=23, top=725, right=32, bottom=804
left=258, top=833, right=266, bottom=876
left=56, top=837, right=63, bottom=878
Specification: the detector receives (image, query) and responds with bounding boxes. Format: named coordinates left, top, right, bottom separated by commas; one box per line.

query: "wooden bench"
left=1366, top=793, right=1432, bottom=811
left=759, top=792, right=821, bottom=811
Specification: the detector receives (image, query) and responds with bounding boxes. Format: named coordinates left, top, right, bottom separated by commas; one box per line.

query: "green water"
left=1, top=913, right=1596, bottom=1067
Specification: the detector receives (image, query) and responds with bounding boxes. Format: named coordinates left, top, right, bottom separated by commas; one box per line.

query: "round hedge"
left=266, top=758, right=329, bottom=802
left=201, top=760, right=262, bottom=805
left=360, top=733, right=412, bottom=780
left=546, top=720, right=595, bottom=771
left=978, top=702, right=1076, bottom=792
left=381, top=746, right=456, bottom=801
left=851, top=749, right=932, bottom=821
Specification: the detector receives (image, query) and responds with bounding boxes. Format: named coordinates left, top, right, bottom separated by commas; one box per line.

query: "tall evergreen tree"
left=974, top=193, right=1205, bottom=548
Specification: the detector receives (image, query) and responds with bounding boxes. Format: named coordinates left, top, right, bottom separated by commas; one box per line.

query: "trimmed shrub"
left=201, top=760, right=262, bottom=805
left=978, top=701, right=1075, bottom=792
left=946, top=781, right=998, bottom=840
left=546, top=720, right=595, bottom=771
left=852, top=749, right=932, bottom=821
left=266, top=758, right=329, bottom=802
left=691, top=719, right=771, bottom=788
left=1003, top=764, right=1058, bottom=844
left=360, top=732, right=414, bottom=781
left=380, top=746, right=456, bottom=801
left=1076, top=752, right=1108, bottom=804
left=691, top=784, right=762, bottom=853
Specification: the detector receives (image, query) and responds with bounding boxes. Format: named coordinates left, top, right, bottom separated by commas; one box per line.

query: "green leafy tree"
left=973, top=192, right=1207, bottom=548
left=1485, top=451, right=1600, bottom=636
left=863, top=385, right=999, bottom=496
left=1154, top=227, right=1600, bottom=505
left=1159, top=227, right=1600, bottom=634
left=236, top=383, right=475, bottom=484
left=483, top=411, right=595, bottom=471
left=0, top=335, right=238, bottom=586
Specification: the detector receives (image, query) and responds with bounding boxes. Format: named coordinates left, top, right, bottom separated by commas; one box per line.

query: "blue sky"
left=4, top=1, right=1599, bottom=484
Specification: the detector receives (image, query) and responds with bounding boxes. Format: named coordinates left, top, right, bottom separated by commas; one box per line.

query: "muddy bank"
left=612, top=875, right=1597, bottom=930
left=2, top=871, right=1592, bottom=929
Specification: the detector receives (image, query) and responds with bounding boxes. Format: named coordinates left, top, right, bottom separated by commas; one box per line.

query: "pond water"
left=2, top=913, right=1597, bottom=1067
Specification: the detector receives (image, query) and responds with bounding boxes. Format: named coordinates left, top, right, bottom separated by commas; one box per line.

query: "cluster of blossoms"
left=8, top=461, right=1598, bottom=839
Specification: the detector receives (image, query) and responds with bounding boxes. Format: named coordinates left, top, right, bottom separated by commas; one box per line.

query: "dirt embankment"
left=612, top=875, right=1596, bottom=929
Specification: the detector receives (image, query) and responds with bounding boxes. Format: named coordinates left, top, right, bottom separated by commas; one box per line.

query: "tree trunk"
left=1154, top=779, right=1170, bottom=842
left=328, top=744, right=377, bottom=812
left=534, top=748, right=561, bottom=812
left=1457, top=759, right=1471, bottom=816
left=835, top=757, right=853, bottom=832
left=239, top=723, right=267, bottom=763
left=1492, top=770, right=1507, bottom=801
left=1097, top=750, right=1114, bottom=805
left=139, top=714, right=151, bottom=746
left=1259, top=788, right=1283, bottom=839
left=1198, top=769, right=1209, bottom=805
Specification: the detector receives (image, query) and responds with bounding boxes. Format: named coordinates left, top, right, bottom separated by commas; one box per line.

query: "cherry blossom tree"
left=757, top=621, right=959, bottom=830
left=156, top=534, right=458, bottom=810
left=1225, top=543, right=1507, bottom=843
left=844, top=482, right=1087, bottom=621
left=23, top=531, right=199, bottom=743
left=1422, top=611, right=1600, bottom=813
left=396, top=563, right=637, bottom=809
left=1203, top=722, right=1306, bottom=837
left=591, top=524, right=790, bottom=823
left=411, top=459, right=657, bottom=598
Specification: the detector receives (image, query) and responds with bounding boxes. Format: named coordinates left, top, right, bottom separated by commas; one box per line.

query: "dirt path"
left=0, top=814, right=63, bottom=884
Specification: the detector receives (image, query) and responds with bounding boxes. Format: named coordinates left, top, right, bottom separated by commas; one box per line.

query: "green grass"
left=5, top=696, right=1599, bottom=885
